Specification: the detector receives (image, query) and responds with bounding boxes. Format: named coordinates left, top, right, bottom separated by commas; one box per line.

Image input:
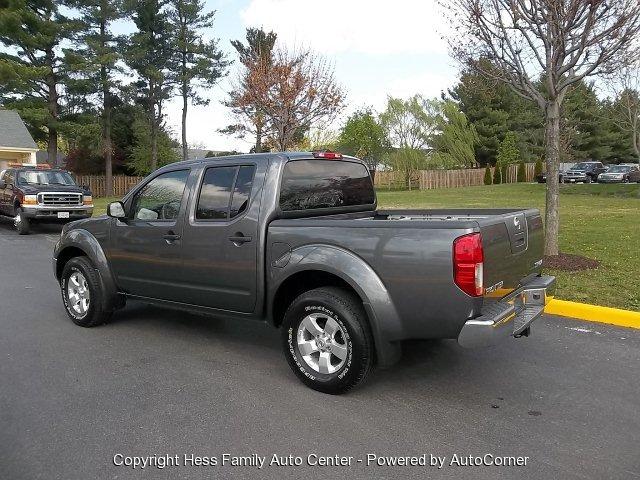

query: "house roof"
left=0, top=110, right=38, bottom=150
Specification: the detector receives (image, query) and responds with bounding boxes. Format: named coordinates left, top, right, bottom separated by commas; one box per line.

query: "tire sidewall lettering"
left=62, top=265, right=89, bottom=320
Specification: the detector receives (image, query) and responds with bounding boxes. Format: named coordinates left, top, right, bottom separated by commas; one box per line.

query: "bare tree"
left=447, top=0, right=640, bottom=255
left=239, top=48, right=345, bottom=151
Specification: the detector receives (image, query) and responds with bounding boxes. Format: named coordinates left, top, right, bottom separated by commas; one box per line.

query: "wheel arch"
left=55, top=229, right=119, bottom=312
left=268, top=245, right=403, bottom=366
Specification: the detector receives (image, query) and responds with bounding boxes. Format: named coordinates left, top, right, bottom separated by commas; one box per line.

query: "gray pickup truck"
left=53, top=152, right=555, bottom=393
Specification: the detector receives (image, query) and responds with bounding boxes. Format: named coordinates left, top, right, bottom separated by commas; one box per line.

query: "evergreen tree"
left=534, top=158, right=543, bottom=177
left=125, top=0, right=174, bottom=172
left=492, top=163, right=502, bottom=184
left=483, top=165, right=492, bottom=185
left=0, top=0, right=75, bottom=163
left=169, top=0, right=229, bottom=162
left=129, top=109, right=180, bottom=175
left=66, top=0, right=123, bottom=195
left=449, top=61, right=543, bottom=165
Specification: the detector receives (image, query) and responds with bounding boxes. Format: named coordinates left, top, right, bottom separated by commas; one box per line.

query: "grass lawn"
left=93, top=183, right=640, bottom=311
left=377, top=183, right=640, bottom=311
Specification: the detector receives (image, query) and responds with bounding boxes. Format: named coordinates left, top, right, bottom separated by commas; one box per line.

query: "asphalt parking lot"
left=1, top=220, right=639, bottom=480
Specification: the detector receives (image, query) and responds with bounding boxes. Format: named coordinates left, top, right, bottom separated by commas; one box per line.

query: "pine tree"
left=0, top=0, right=75, bottom=163
left=66, top=0, right=123, bottom=196
left=496, top=131, right=520, bottom=182
left=125, top=0, right=174, bottom=172
left=492, top=163, right=501, bottom=184
left=169, top=0, right=229, bottom=162
left=484, top=165, right=492, bottom=185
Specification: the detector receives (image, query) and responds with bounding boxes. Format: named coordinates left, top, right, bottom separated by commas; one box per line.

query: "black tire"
left=14, top=207, right=30, bottom=235
left=585, top=175, right=592, bottom=184
left=281, top=287, right=373, bottom=394
left=60, top=256, right=112, bottom=327
left=624, top=176, right=630, bottom=183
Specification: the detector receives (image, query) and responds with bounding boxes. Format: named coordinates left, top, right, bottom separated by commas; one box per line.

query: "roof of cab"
left=155, top=152, right=364, bottom=173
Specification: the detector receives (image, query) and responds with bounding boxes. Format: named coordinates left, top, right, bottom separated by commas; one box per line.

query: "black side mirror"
left=107, top=201, right=126, bottom=219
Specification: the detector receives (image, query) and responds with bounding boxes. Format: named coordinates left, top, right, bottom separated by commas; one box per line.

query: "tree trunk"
left=181, top=84, right=188, bottom=162
left=255, top=123, right=262, bottom=153
left=103, top=85, right=113, bottom=196
left=544, top=100, right=561, bottom=256
left=151, top=116, right=158, bottom=172
left=100, top=8, right=113, bottom=197
left=45, top=49, right=58, bottom=166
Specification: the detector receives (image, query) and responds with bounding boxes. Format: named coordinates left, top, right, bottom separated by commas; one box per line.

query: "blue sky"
left=115, top=0, right=458, bottom=151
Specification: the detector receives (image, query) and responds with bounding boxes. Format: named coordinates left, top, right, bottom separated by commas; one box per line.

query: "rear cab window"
left=279, top=159, right=375, bottom=213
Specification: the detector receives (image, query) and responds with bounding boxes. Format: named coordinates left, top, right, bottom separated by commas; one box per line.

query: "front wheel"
left=14, top=207, right=30, bottom=235
left=281, top=287, right=374, bottom=394
left=60, top=256, right=112, bottom=327
left=585, top=176, right=592, bottom=184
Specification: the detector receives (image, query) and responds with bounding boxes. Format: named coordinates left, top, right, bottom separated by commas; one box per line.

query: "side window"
left=131, top=170, right=189, bottom=221
left=196, top=167, right=236, bottom=220
left=230, top=166, right=255, bottom=218
left=196, top=165, right=256, bottom=220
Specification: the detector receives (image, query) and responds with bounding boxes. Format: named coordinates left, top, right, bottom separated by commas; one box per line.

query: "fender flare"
left=54, top=229, right=119, bottom=312
left=269, top=244, right=403, bottom=366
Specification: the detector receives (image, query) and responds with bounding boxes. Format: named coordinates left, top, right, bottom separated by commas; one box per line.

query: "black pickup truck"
left=53, top=152, right=555, bottom=394
left=0, top=165, right=93, bottom=234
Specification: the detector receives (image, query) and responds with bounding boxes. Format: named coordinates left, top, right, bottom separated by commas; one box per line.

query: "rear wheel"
left=14, top=207, right=30, bottom=235
left=281, top=287, right=373, bottom=394
left=60, top=256, right=112, bottom=327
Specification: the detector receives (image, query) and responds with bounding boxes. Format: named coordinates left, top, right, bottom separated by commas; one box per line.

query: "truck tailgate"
left=478, top=209, right=544, bottom=296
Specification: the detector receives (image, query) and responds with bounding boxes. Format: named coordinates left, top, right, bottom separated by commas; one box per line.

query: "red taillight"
left=312, top=151, right=343, bottom=159
left=453, top=233, right=484, bottom=297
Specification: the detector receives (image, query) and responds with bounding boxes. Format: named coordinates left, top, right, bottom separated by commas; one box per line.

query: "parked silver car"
left=598, top=164, right=640, bottom=183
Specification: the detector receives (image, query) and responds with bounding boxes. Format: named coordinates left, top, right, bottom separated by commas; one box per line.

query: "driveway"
left=1, top=220, right=639, bottom=480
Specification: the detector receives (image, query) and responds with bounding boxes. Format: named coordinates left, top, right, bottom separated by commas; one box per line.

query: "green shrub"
left=484, top=165, right=492, bottom=185
left=493, top=163, right=501, bottom=184
left=517, top=161, right=526, bottom=182
left=534, top=158, right=543, bottom=177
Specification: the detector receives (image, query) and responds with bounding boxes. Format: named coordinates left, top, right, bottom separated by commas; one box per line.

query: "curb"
left=545, top=299, right=640, bottom=329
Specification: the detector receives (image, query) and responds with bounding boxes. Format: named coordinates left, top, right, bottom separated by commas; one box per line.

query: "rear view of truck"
left=267, top=152, right=555, bottom=393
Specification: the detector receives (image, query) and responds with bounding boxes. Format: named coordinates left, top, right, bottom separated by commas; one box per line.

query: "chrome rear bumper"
left=457, top=275, right=556, bottom=348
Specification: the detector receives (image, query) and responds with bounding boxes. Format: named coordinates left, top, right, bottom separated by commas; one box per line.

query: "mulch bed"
left=544, top=253, right=600, bottom=271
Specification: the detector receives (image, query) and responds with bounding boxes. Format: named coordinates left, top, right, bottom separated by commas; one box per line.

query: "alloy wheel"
left=296, top=313, right=349, bottom=374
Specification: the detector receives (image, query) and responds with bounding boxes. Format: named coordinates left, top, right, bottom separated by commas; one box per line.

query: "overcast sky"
left=119, top=0, right=458, bottom=152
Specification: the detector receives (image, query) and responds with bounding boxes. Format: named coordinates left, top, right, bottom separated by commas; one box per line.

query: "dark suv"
left=562, top=161, right=607, bottom=183
left=0, top=165, right=93, bottom=234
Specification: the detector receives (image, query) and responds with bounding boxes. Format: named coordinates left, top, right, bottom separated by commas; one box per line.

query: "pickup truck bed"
left=268, top=207, right=546, bottom=342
